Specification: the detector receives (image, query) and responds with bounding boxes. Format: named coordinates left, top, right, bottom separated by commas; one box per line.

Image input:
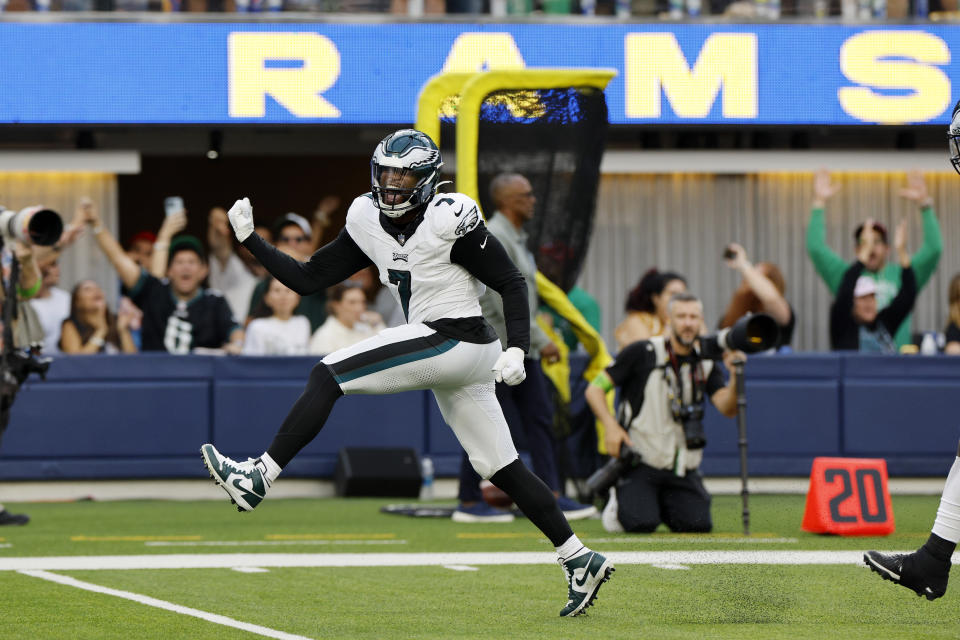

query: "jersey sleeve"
left=450, top=221, right=529, bottom=352
left=242, top=227, right=372, bottom=296
left=606, top=340, right=656, bottom=388
left=430, top=194, right=483, bottom=242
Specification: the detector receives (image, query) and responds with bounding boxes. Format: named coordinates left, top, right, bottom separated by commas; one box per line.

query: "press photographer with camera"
left=0, top=204, right=65, bottom=525
left=584, top=292, right=746, bottom=534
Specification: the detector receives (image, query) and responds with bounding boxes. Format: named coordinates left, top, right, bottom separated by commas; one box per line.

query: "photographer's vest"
left=618, top=336, right=715, bottom=475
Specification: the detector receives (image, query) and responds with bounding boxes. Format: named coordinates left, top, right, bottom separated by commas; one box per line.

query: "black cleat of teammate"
left=864, top=548, right=950, bottom=600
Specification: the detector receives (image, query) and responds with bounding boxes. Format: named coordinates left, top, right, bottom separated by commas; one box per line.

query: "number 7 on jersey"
left=388, top=269, right=411, bottom=322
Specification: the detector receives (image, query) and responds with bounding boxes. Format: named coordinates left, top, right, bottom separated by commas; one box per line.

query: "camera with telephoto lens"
left=586, top=447, right=642, bottom=495
left=0, top=205, right=63, bottom=247
left=699, top=312, right=780, bottom=360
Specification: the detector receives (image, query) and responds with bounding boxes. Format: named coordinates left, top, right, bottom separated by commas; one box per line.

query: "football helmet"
left=370, top=129, right=443, bottom=218
left=949, top=99, right=960, bottom=175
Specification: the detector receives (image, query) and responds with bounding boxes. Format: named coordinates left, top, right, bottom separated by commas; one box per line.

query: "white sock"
left=932, top=456, right=960, bottom=544
left=555, top=534, right=585, bottom=561
left=258, top=452, right=282, bottom=485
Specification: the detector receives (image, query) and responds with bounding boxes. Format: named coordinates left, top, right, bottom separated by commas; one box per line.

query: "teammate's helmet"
left=949, top=99, right=960, bottom=175
left=370, top=129, right=443, bottom=218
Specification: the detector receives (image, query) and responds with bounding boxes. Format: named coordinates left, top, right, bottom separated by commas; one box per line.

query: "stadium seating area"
left=2, top=352, right=957, bottom=480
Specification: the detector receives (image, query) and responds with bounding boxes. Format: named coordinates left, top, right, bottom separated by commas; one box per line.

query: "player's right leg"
left=433, top=376, right=614, bottom=617
left=865, top=446, right=960, bottom=600
left=201, top=360, right=343, bottom=511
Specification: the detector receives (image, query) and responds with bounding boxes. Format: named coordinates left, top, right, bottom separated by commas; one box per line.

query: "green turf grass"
left=0, top=494, right=954, bottom=640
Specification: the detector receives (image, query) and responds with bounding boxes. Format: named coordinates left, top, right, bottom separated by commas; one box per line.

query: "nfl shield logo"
left=397, top=233, right=406, bottom=246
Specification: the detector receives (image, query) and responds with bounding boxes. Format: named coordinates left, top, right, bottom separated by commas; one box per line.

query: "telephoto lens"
left=586, top=448, right=641, bottom=495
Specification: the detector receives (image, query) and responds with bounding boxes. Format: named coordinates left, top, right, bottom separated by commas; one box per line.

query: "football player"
left=862, top=101, right=960, bottom=599
left=200, top=129, right=613, bottom=617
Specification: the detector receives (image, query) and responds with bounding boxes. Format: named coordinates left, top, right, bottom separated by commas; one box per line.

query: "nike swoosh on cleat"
left=574, top=568, right=590, bottom=588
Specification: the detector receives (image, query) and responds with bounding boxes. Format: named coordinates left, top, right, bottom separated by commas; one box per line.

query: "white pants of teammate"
left=321, top=323, right=518, bottom=479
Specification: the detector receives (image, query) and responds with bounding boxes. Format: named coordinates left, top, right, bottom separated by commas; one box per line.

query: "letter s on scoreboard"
left=838, top=30, right=951, bottom=125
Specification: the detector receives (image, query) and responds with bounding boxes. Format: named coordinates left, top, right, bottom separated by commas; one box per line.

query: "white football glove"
left=227, top=197, right=254, bottom=243
left=492, top=347, right=526, bottom=386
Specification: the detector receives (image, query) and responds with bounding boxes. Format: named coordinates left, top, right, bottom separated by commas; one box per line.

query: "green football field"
left=1, top=494, right=956, bottom=640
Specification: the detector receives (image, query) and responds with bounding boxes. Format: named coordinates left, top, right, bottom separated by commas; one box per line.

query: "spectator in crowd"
left=351, top=265, right=405, bottom=328
left=830, top=220, right=916, bottom=353
left=59, top=280, right=137, bottom=354
left=308, top=281, right=384, bottom=355
left=808, top=168, right=942, bottom=349
left=126, top=230, right=156, bottom=269
left=207, top=205, right=259, bottom=322
left=455, top=172, right=595, bottom=523
left=27, top=261, right=71, bottom=354
left=308, top=196, right=338, bottom=254
left=614, top=268, right=687, bottom=350
left=243, top=277, right=310, bottom=356
left=719, top=243, right=795, bottom=351
left=585, top=292, right=742, bottom=533
left=0, top=504, right=27, bottom=526
left=945, top=273, right=960, bottom=355
left=248, top=213, right=327, bottom=332
left=83, top=201, right=243, bottom=353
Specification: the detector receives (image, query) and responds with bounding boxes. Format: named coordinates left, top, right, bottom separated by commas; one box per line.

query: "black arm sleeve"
left=830, top=261, right=865, bottom=349
left=450, top=222, right=530, bottom=353
left=879, top=266, right=917, bottom=336
left=242, top=228, right=373, bottom=297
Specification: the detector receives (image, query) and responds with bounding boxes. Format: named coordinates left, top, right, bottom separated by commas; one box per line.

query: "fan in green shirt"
left=806, top=168, right=942, bottom=349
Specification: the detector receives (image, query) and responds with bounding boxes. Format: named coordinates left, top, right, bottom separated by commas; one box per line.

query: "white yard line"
left=19, top=569, right=315, bottom=640
left=0, top=550, right=922, bottom=572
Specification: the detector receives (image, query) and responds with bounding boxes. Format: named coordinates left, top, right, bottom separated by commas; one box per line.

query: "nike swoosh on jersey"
left=480, top=235, right=488, bottom=249
left=454, top=204, right=464, bottom=217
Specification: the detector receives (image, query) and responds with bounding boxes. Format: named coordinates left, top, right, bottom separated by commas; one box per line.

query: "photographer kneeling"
left=585, top=292, right=743, bottom=533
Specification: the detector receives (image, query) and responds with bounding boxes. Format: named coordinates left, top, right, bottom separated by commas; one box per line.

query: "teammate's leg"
left=865, top=445, right=960, bottom=600
left=433, top=374, right=614, bottom=617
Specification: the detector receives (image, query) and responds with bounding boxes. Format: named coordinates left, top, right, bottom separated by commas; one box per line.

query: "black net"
left=473, top=86, right=609, bottom=293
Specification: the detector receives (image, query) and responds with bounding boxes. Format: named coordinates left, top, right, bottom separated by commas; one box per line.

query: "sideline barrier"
left=801, top=457, right=895, bottom=536
left=0, top=353, right=958, bottom=480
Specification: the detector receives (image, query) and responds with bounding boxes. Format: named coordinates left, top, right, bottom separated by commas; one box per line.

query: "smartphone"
left=723, top=247, right=737, bottom=260
left=164, top=196, right=184, bottom=217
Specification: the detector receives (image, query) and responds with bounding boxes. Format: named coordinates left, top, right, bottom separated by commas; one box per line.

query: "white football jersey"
left=345, top=192, right=485, bottom=324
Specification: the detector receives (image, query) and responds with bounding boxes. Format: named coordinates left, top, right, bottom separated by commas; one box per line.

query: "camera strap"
left=663, top=339, right=705, bottom=407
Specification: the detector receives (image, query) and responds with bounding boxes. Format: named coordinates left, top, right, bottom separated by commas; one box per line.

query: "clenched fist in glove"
left=492, top=347, right=526, bottom=386
left=227, top=197, right=254, bottom=243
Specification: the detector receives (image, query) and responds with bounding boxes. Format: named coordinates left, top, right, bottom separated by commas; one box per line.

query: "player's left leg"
left=202, top=324, right=461, bottom=511
left=865, top=446, right=960, bottom=600
left=432, top=371, right=614, bottom=617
